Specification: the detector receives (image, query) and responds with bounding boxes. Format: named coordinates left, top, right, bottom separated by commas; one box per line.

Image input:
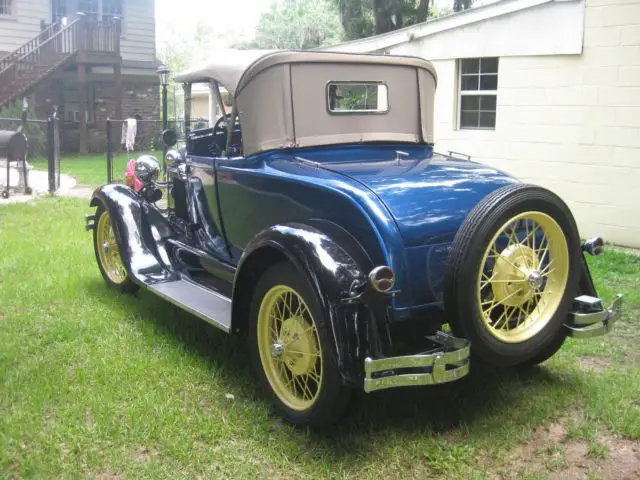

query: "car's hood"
left=299, top=146, right=519, bottom=246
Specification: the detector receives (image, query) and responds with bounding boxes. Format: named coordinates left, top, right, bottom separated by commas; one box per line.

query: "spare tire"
left=444, top=184, right=580, bottom=366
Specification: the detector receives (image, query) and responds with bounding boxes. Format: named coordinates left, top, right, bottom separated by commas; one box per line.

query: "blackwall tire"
left=521, top=330, right=568, bottom=367
left=249, top=263, right=350, bottom=427
left=444, top=184, right=580, bottom=367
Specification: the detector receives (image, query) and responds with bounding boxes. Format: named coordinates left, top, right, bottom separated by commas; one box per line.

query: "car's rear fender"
left=89, top=184, right=177, bottom=285
left=232, top=220, right=392, bottom=387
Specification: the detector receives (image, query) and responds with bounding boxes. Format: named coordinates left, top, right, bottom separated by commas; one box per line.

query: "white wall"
left=120, top=0, right=156, bottom=62
left=425, top=0, right=640, bottom=247
left=331, top=0, right=640, bottom=247
left=0, top=0, right=49, bottom=52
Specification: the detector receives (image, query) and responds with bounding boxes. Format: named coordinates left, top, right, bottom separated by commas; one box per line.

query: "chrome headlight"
left=368, top=266, right=395, bottom=293
left=134, top=155, right=161, bottom=185
left=165, top=149, right=180, bottom=166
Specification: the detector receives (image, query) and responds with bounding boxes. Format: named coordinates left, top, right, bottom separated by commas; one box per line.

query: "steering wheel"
left=212, top=113, right=242, bottom=156
left=213, top=113, right=235, bottom=136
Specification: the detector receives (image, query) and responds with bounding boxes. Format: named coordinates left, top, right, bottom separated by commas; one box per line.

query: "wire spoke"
left=483, top=299, right=503, bottom=316
left=523, top=223, right=540, bottom=250
left=481, top=298, right=497, bottom=307
left=301, top=375, right=315, bottom=400
left=486, top=279, right=527, bottom=284
left=539, top=260, right=555, bottom=276
left=510, top=224, right=530, bottom=267
left=493, top=306, right=510, bottom=330
left=286, top=349, right=320, bottom=358
left=482, top=288, right=522, bottom=317
left=308, top=365, right=321, bottom=383
left=293, top=374, right=309, bottom=400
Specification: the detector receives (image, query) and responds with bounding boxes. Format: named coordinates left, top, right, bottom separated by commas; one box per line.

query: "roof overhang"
left=323, top=0, right=582, bottom=57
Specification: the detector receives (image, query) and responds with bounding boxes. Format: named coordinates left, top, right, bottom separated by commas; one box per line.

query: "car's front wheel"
left=249, top=263, right=350, bottom=427
left=93, top=204, right=139, bottom=293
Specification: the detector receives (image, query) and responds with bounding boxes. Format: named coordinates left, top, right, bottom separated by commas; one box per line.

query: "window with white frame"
left=458, top=57, right=499, bottom=129
left=0, top=0, right=12, bottom=16
left=78, top=0, right=123, bottom=21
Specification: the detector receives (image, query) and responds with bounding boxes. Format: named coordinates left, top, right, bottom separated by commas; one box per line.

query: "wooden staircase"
left=0, top=16, right=121, bottom=111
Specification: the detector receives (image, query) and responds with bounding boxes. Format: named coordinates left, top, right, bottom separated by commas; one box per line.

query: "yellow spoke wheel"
left=476, top=211, right=569, bottom=343
left=257, top=285, right=323, bottom=411
left=96, top=210, right=128, bottom=285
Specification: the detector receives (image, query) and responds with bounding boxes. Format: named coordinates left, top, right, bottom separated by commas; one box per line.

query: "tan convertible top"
left=175, top=49, right=437, bottom=95
left=175, top=50, right=438, bottom=156
left=174, top=49, right=277, bottom=95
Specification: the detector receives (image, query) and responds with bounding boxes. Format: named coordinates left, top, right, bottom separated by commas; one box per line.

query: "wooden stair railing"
left=0, top=16, right=121, bottom=110
left=0, top=21, right=64, bottom=72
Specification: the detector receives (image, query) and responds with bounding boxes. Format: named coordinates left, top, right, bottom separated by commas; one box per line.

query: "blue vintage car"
left=86, top=50, right=622, bottom=426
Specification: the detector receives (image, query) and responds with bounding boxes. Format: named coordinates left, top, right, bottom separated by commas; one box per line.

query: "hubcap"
left=257, top=285, right=322, bottom=411
left=477, top=211, right=569, bottom=343
left=96, top=211, right=128, bottom=285
left=271, top=341, right=284, bottom=358
left=528, top=270, right=544, bottom=290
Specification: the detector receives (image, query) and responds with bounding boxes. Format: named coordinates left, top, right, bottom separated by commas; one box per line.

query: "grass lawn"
left=30, top=151, right=162, bottom=187
left=1, top=197, right=639, bottom=478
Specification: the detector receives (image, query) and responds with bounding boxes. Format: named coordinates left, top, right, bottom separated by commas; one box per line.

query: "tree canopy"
left=334, top=0, right=432, bottom=39
left=169, top=1, right=474, bottom=56
left=240, top=0, right=467, bottom=48
left=237, top=0, right=343, bottom=50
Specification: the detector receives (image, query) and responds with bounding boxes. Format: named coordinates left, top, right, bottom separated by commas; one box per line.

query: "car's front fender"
left=89, top=184, right=177, bottom=285
left=232, top=220, right=389, bottom=387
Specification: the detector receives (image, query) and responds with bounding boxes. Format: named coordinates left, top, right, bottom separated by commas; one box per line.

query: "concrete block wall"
left=429, top=0, right=640, bottom=247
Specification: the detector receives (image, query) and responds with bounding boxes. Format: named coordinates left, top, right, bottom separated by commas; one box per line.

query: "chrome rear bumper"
left=364, top=332, right=471, bottom=393
left=565, top=294, right=623, bottom=339
left=363, top=294, right=622, bottom=393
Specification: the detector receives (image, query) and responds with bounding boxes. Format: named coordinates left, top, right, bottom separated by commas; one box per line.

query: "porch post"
left=208, top=82, right=216, bottom=126
left=78, top=63, right=88, bottom=154
left=114, top=62, right=123, bottom=120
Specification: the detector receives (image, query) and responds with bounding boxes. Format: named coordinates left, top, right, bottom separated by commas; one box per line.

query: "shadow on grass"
left=84, top=279, right=575, bottom=446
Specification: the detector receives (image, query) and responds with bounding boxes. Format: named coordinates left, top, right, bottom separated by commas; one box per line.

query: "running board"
left=147, top=279, right=232, bottom=333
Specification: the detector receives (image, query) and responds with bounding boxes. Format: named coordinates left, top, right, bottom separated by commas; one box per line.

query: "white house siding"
left=0, top=0, right=50, bottom=52
left=329, top=0, right=640, bottom=247
left=120, top=0, right=156, bottom=62
left=0, top=0, right=155, bottom=63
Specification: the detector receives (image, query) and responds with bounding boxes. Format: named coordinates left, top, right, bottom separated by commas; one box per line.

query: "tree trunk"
left=337, top=0, right=358, bottom=28
left=417, top=0, right=430, bottom=22
left=373, top=0, right=395, bottom=35
left=454, top=0, right=473, bottom=12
